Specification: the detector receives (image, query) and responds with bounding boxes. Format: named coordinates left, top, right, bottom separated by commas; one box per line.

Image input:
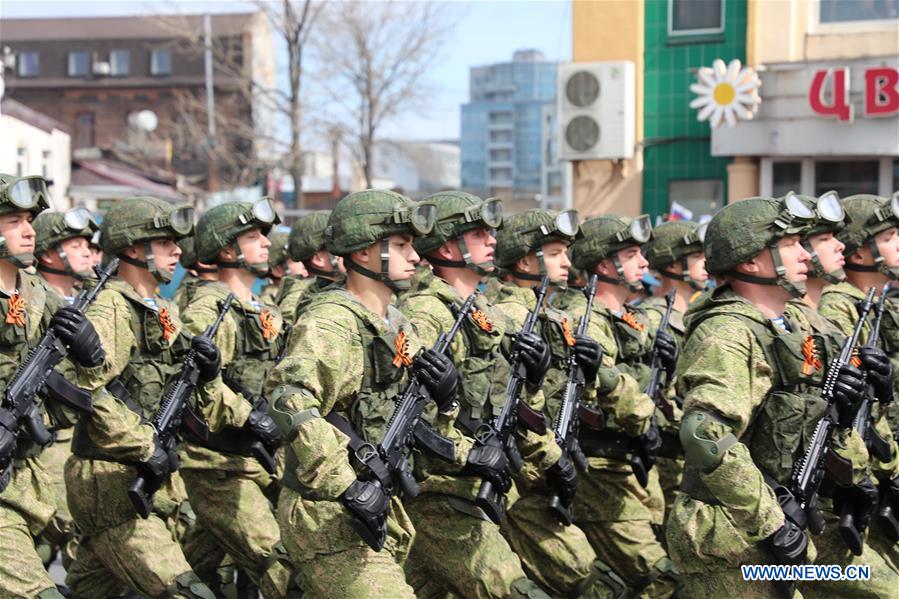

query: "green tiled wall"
left=642, top=0, right=747, bottom=218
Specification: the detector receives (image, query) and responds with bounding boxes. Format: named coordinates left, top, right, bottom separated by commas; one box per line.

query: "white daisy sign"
left=690, top=59, right=761, bottom=128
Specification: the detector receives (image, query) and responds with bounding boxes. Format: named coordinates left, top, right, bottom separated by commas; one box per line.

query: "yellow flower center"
left=713, top=83, right=736, bottom=106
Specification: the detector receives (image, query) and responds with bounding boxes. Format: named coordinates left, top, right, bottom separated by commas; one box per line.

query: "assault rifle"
left=767, top=287, right=874, bottom=599
left=128, top=293, right=234, bottom=518
left=347, top=293, right=475, bottom=551
left=548, top=274, right=599, bottom=524
left=0, top=258, right=119, bottom=492
left=630, top=288, right=676, bottom=488
left=475, top=276, right=550, bottom=524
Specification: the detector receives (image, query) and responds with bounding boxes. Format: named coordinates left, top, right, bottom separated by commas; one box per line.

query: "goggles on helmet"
left=238, top=197, right=277, bottom=227
left=61, top=207, right=94, bottom=232
left=873, top=195, right=899, bottom=224
left=774, top=194, right=816, bottom=232
left=683, top=222, right=708, bottom=246
left=457, top=197, right=503, bottom=229
left=815, top=191, right=844, bottom=223
left=153, top=206, right=195, bottom=235
left=614, top=214, right=651, bottom=244
left=2, top=176, right=51, bottom=210
left=389, top=202, right=436, bottom=235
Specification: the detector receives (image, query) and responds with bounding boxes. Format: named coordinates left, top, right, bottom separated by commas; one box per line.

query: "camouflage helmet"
left=288, top=210, right=341, bottom=278
left=788, top=191, right=849, bottom=284
left=267, top=230, right=290, bottom=270
left=704, top=195, right=815, bottom=296
left=33, top=207, right=98, bottom=279
left=178, top=235, right=198, bottom=269
left=101, top=196, right=195, bottom=283
left=413, top=191, right=503, bottom=276
left=325, top=189, right=435, bottom=291
left=495, top=209, right=580, bottom=282
left=0, top=174, right=52, bottom=268
left=642, top=220, right=707, bottom=291
left=839, top=194, right=899, bottom=279
left=571, top=214, right=652, bottom=292
left=196, top=198, right=280, bottom=276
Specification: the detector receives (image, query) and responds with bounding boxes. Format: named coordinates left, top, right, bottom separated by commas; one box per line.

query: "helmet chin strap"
left=800, top=239, right=845, bottom=284
left=660, top=257, right=705, bottom=292
left=428, top=234, right=494, bottom=276
left=37, top=245, right=93, bottom=280
left=344, top=238, right=411, bottom=292
left=0, top=236, right=35, bottom=269
left=730, top=245, right=806, bottom=298
left=844, top=239, right=899, bottom=280
left=218, top=242, right=271, bottom=277
left=118, top=241, right=173, bottom=284
left=307, top=254, right=343, bottom=281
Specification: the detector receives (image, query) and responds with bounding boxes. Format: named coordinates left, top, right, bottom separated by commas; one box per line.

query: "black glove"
left=832, top=362, right=866, bottom=427
left=514, top=331, right=550, bottom=386
left=50, top=306, right=105, bottom=367
left=413, top=349, right=459, bottom=412
left=764, top=519, right=808, bottom=566
left=190, top=335, right=221, bottom=383
left=834, top=476, right=879, bottom=533
left=245, top=409, right=283, bottom=449
left=341, top=479, right=389, bottom=548
left=859, top=345, right=894, bottom=404
left=138, top=438, right=174, bottom=495
left=547, top=452, right=578, bottom=506
left=466, top=436, right=513, bottom=493
left=573, top=335, right=601, bottom=383
left=0, top=422, right=16, bottom=467
left=655, top=331, right=678, bottom=378
left=640, top=420, right=663, bottom=457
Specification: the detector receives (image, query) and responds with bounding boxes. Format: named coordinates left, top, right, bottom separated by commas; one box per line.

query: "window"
left=151, top=48, right=172, bottom=76
left=669, top=0, right=724, bottom=36
left=42, top=151, right=51, bottom=180
left=75, top=112, right=95, bottom=149
left=814, top=160, right=879, bottom=196
left=68, top=51, right=89, bottom=77
left=110, top=49, right=130, bottom=77
left=17, top=51, right=39, bottom=77
left=819, top=0, right=898, bottom=23
left=893, top=159, right=899, bottom=192
left=772, top=162, right=802, bottom=198
left=668, top=179, right=724, bottom=220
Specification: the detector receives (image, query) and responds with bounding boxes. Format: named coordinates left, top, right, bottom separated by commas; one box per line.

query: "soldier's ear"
left=353, top=244, right=373, bottom=266
left=734, top=255, right=761, bottom=275
left=435, top=240, right=455, bottom=261
left=515, top=255, right=532, bottom=275
left=217, top=245, right=235, bottom=263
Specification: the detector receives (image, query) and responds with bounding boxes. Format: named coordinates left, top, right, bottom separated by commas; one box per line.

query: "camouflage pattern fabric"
left=274, top=275, right=314, bottom=324
left=173, top=273, right=203, bottom=313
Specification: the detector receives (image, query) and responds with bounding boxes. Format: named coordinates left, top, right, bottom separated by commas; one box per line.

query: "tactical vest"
left=610, top=305, right=654, bottom=389
left=221, top=298, right=285, bottom=399
left=681, top=304, right=842, bottom=501
left=279, top=290, right=412, bottom=497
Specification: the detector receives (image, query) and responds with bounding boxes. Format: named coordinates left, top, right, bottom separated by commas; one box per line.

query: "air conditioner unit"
left=557, top=61, right=635, bottom=161
left=92, top=61, right=111, bottom=76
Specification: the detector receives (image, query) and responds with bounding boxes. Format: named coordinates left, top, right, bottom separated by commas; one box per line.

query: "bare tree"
left=313, top=1, right=456, bottom=188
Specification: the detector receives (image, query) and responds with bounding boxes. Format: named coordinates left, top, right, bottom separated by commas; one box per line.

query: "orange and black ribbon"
left=259, top=309, right=278, bottom=341
left=471, top=309, right=494, bottom=333
left=159, top=308, right=177, bottom=342
left=622, top=311, right=645, bottom=332
left=801, top=336, right=822, bottom=375
left=5, top=292, right=26, bottom=328
left=392, top=331, right=413, bottom=368
left=561, top=317, right=576, bottom=346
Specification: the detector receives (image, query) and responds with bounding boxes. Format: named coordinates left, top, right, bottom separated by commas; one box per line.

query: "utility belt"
left=181, top=409, right=259, bottom=459
left=578, top=429, right=632, bottom=461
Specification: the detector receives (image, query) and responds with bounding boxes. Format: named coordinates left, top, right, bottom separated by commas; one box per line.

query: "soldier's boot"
left=508, top=578, right=551, bottom=599
left=573, top=559, right=629, bottom=599
left=36, top=588, right=67, bottom=599
left=630, top=557, right=682, bottom=599
left=166, top=571, right=217, bottom=599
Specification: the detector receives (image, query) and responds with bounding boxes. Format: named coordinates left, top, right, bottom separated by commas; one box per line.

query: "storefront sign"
left=809, top=66, right=899, bottom=122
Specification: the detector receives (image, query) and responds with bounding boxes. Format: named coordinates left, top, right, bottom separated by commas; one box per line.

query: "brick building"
left=0, top=12, right=276, bottom=191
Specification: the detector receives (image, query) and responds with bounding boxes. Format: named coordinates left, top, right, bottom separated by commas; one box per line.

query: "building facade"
left=461, top=49, right=558, bottom=200
left=0, top=12, right=276, bottom=191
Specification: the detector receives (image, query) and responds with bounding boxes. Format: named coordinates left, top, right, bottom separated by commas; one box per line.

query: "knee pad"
left=574, top=559, right=628, bottom=599
left=509, top=577, right=551, bottom=599
left=167, top=571, right=217, bottom=599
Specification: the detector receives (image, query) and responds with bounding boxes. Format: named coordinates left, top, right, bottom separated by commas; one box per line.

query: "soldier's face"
left=56, top=236, right=93, bottom=274
left=286, top=258, right=307, bottom=277
left=0, top=210, right=35, bottom=257
left=147, top=239, right=182, bottom=274
left=808, top=232, right=845, bottom=274
left=237, top=227, right=270, bottom=266
left=387, top=234, right=420, bottom=281
left=612, top=245, right=648, bottom=285
left=539, top=241, right=570, bottom=283
left=686, top=252, right=709, bottom=284
left=774, top=235, right=811, bottom=282
left=460, top=227, right=496, bottom=269
left=874, top=227, right=899, bottom=268
left=90, top=246, right=103, bottom=267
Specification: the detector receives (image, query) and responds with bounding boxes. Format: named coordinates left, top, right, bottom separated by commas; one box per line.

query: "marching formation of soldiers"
left=1, top=171, right=898, bottom=598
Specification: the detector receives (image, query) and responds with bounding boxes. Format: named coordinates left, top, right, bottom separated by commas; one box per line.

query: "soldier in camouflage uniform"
left=490, top=208, right=629, bottom=597
left=265, top=189, right=459, bottom=598
left=31, top=207, right=100, bottom=570
left=551, top=214, right=680, bottom=598
left=396, top=193, right=556, bottom=599
left=63, top=196, right=216, bottom=598
left=816, top=194, right=899, bottom=572
left=0, top=175, right=104, bottom=599
left=179, top=198, right=297, bottom=597
left=641, top=220, right=709, bottom=521
left=277, top=210, right=345, bottom=323
left=667, top=196, right=894, bottom=597
left=260, top=229, right=306, bottom=306
left=173, top=236, right=218, bottom=313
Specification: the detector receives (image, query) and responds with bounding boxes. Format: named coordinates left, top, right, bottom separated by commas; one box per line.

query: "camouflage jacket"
left=274, top=275, right=313, bottom=324
left=642, top=293, right=686, bottom=434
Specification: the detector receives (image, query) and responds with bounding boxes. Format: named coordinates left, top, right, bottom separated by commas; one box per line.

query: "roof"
left=0, top=12, right=260, bottom=42
left=0, top=97, right=71, bottom=134
left=70, top=159, right=186, bottom=201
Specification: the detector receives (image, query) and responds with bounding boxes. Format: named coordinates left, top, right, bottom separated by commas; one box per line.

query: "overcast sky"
left=1, top=0, right=572, bottom=144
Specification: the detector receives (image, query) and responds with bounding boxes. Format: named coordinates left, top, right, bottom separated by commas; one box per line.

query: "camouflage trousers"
left=655, top=455, right=683, bottom=527
left=403, top=494, right=546, bottom=599
left=0, top=502, right=59, bottom=598
left=277, top=486, right=415, bottom=599
left=500, top=490, right=627, bottom=598
left=35, top=429, right=77, bottom=570
left=867, top=518, right=899, bottom=574
left=575, top=459, right=679, bottom=598
left=180, top=467, right=296, bottom=598
left=64, top=456, right=212, bottom=598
